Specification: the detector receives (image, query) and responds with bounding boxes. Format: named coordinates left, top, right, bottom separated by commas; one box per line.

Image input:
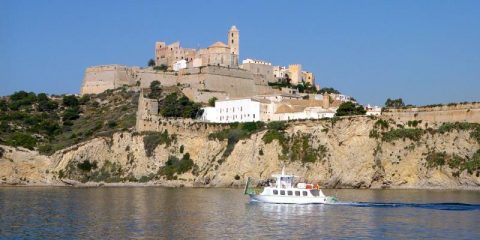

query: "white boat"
left=244, top=167, right=337, bottom=204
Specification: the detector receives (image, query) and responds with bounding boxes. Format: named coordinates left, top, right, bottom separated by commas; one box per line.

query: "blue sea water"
left=0, top=187, right=479, bottom=239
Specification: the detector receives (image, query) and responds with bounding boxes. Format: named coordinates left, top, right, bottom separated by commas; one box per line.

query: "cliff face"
left=1, top=117, right=479, bottom=189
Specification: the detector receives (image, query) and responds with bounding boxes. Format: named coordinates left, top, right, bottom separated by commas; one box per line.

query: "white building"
left=201, top=95, right=337, bottom=123
left=173, top=59, right=187, bottom=71
left=201, top=98, right=261, bottom=123
left=365, top=104, right=382, bottom=116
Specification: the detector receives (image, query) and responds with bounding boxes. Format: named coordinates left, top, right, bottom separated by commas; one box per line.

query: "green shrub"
left=62, top=95, right=79, bottom=107
left=209, top=122, right=266, bottom=160
left=148, top=81, right=162, bottom=99
left=427, top=150, right=480, bottom=176
left=159, top=93, right=203, bottom=119
left=107, top=120, right=117, bottom=128
left=437, top=122, right=480, bottom=144
left=143, top=130, right=173, bottom=157
left=374, top=119, right=389, bottom=130
left=267, top=121, right=287, bottom=131
left=289, top=133, right=327, bottom=163
left=37, top=94, right=58, bottom=112
left=77, top=160, right=98, bottom=172
left=179, top=145, right=184, bottom=153
left=7, top=133, right=37, bottom=150
left=38, top=144, right=55, bottom=155
left=0, top=99, right=7, bottom=112
left=153, top=64, right=168, bottom=71
left=335, top=102, right=366, bottom=116
left=0, top=146, right=4, bottom=158
left=369, top=129, right=380, bottom=139
left=382, top=128, right=424, bottom=142
left=9, top=91, right=37, bottom=110
left=208, top=97, right=218, bottom=107
left=263, top=130, right=286, bottom=145
left=426, top=152, right=446, bottom=168
left=62, top=107, right=80, bottom=121
left=241, top=121, right=265, bottom=133
left=407, top=120, right=421, bottom=127
left=138, top=174, right=155, bottom=183
left=158, top=154, right=195, bottom=180
left=88, top=161, right=123, bottom=183
left=464, top=150, right=480, bottom=175
left=79, top=95, right=91, bottom=105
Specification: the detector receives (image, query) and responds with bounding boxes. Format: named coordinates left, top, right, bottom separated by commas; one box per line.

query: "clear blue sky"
left=1, top=0, right=479, bottom=106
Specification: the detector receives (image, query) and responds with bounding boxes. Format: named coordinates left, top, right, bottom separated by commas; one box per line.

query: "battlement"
left=382, top=102, right=480, bottom=124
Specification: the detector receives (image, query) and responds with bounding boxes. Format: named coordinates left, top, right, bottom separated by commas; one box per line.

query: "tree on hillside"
left=153, top=64, right=168, bottom=71
left=159, top=93, right=203, bottom=119
left=335, top=101, right=366, bottom=117
left=318, top=87, right=340, bottom=94
left=8, top=91, right=37, bottom=110
left=62, top=95, right=79, bottom=107
left=37, top=93, right=58, bottom=112
left=148, top=81, right=162, bottom=99
left=148, top=59, right=155, bottom=67
left=384, top=98, right=405, bottom=108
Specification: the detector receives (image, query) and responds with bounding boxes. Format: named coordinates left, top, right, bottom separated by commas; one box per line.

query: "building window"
left=295, top=191, right=300, bottom=196
left=280, top=190, right=285, bottom=195
left=273, top=190, right=278, bottom=195
left=287, top=191, right=293, bottom=196
left=303, top=191, right=308, bottom=196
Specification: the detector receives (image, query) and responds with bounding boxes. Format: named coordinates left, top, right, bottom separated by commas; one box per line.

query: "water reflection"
left=0, top=187, right=479, bottom=239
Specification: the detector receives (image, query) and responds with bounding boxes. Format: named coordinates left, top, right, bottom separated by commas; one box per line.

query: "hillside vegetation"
left=0, top=88, right=138, bottom=155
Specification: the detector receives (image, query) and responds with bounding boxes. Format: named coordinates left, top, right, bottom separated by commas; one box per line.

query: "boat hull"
left=250, top=194, right=334, bottom=204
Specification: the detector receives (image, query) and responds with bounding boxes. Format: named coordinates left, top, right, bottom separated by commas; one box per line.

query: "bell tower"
left=228, top=25, right=239, bottom=57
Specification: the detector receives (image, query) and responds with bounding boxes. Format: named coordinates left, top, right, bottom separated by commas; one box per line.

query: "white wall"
left=201, top=99, right=261, bottom=123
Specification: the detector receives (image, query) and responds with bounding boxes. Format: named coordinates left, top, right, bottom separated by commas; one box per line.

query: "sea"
left=0, top=187, right=479, bottom=239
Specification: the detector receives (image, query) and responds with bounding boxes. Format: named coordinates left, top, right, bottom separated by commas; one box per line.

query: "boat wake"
left=328, top=202, right=480, bottom=211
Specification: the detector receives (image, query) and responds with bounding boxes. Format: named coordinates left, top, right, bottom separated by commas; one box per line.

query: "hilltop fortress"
left=80, top=26, right=316, bottom=102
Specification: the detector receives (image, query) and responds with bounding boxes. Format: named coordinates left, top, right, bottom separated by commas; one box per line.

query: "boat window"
left=273, top=190, right=278, bottom=195
left=303, top=191, right=308, bottom=196
left=280, top=190, right=285, bottom=195
left=295, top=191, right=300, bottom=196
left=310, top=190, right=320, bottom=197
left=287, top=191, right=293, bottom=196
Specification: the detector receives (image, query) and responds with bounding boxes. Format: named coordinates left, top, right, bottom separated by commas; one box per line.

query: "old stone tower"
left=228, top=25, right=239, bottom=61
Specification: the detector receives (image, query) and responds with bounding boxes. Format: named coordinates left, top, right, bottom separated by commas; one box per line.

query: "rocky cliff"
left=1, top=117, right=479, bottom=189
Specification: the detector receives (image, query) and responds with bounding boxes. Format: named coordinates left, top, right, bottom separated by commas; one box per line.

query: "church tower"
left=228, top=25, right=239, bottom=57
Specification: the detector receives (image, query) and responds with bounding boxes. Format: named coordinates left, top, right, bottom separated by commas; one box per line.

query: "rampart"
left=382, top=102, right=480, bottom=123
left=80, top=65, right=137, bottom=95
left=81, top=65, right=279, bottom=102
left=136, top=92, right=228, bottom=136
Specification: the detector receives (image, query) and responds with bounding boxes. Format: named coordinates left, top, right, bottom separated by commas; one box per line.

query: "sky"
left=1, top=0, right=479, bottom=106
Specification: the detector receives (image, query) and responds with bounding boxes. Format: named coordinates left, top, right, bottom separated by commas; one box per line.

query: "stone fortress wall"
left=80, top=65, right=138, bottom=95
left=80, top=64, right=280, bottom=102
left=382, top=102, right=480, bottom=124
left=80, top=25, right=307, bottom=101
left=136, top=92, right=228, bottom=135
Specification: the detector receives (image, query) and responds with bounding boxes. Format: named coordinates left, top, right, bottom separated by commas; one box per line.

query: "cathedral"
left=154, top=26, right=240, bottom=69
